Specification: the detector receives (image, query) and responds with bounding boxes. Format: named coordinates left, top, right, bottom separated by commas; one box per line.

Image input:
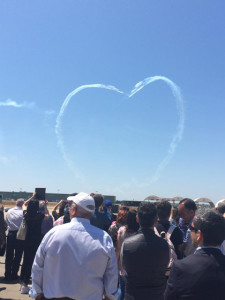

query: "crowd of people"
left=0, top=192, right=225, bottom=300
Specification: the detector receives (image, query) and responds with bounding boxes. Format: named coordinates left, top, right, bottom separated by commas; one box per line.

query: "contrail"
left=129, top=76, right=185, bottom=182
left=0, top=99, right=34, bottom=108
left=55, top=84, right=123, bottom=176
left=55, top=77, right=185, bottom=183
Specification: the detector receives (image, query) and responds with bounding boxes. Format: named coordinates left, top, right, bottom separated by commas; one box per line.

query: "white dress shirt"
left=6, top=206, right=23, bottom=231
left=30, top=217, right=118, bottom=300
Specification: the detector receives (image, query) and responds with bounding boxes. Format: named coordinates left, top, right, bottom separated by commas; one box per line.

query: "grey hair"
left=16, top=198, right=24, bottom=207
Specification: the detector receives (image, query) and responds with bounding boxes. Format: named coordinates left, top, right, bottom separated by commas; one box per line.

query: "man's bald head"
left=16, top=198, right=24, bottom=207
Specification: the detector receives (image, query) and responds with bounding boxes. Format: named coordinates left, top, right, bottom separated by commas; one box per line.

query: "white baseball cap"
left=67, top=192, right=95, bottom=213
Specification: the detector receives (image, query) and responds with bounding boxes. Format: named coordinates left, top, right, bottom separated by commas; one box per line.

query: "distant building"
left=0, top=191, right=116, bottom=203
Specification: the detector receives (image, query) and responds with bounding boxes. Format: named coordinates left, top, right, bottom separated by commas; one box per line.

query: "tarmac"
left=0, top=253, right=32, bottom=300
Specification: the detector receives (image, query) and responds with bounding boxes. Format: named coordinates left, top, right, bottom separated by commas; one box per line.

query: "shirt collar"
left=16, top=206, right=23, bottom=210
left=194, top=246, right=221, bottom=254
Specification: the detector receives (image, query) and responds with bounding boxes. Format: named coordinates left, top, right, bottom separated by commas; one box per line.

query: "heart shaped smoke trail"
left=55, top=76, right=185, bottom=183
left=55, top=84, right=124, bottom=178
left=129, top=76, right=185, bottom=183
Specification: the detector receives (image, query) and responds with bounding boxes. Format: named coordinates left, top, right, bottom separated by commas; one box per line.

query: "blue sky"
left=0, top=1, right=225, bottom=202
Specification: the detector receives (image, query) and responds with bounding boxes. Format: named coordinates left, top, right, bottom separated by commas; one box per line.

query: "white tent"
left=144, top=195, right=161, bottom=201
left=194, top=197, right=215, bottom=208
left=215, top=199, right=225, bottom=208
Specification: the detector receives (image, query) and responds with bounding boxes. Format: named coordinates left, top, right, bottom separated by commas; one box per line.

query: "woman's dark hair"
left=94, top=194, right=104, bottom=209
left=126, top=210, right=139, bottom=233
left=116, top=206, right=129, bottom=225
left=59, top=201, right=67, bottom=217
left=27, top=200, right=39, bottom=218
left=39, top=202, right=45, bottom=211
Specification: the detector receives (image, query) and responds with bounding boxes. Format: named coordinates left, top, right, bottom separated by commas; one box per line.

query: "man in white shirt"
left=29, top=192, right=118, bottom=300
left=5, top=198, right=24, bottom=281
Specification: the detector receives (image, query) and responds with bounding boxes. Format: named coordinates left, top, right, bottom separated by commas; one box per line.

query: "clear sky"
left=0, top=1, right=225, bottom=202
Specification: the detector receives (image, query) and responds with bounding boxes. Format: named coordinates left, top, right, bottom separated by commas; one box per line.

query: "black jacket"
left=121, top=228, right=169, bottom=300
left=164, top=248, right=225, bottom=300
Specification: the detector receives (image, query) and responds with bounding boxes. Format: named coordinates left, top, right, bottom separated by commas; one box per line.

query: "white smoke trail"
left=55, top=84, right=123, bottom=176
left=55, top=77, right=185, bottom=183
left=0, top=99, right=35, bottom=108
left=130, top=76, right=185, bottom=182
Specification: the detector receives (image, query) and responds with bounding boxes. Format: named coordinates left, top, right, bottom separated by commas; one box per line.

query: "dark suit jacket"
left=121, top=228, right=169, bottom=300
left=164, top=248, right=225, bottom=300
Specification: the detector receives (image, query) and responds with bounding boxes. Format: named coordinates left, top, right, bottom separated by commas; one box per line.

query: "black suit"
left=121, top=228, right=169, bottom=300
left=164, top=248, right=225, bottom=300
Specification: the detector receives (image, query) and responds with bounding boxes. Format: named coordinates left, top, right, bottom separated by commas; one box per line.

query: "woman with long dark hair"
left=20, top=197, right=44, bottom=294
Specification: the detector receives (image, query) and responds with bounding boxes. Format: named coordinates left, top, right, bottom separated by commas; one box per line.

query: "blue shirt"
left=30, top=217, right=118, bottom=300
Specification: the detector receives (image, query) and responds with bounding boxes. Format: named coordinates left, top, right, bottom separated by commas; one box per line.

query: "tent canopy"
left=194, top=198, right=215, bottom=208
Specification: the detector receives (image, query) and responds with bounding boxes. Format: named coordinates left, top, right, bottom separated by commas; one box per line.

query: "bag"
left=17, top=218, right=27, bottom=240
left=155, top=224, right=177, bottom=276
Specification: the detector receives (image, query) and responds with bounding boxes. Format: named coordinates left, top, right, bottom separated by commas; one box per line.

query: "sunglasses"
left=189, top=224, right=198, bottom=232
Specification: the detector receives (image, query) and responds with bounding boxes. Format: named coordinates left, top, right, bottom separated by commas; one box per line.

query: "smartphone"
left=35, top=188, right=46, bottom=201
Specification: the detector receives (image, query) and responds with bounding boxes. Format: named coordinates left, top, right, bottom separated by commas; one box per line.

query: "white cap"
left=67, top=192, right=95, bottom=213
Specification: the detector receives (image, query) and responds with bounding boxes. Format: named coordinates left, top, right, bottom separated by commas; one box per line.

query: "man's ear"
left=70, top=204, right=77, bottom=219
left=197, top=230, right=204, bottom=245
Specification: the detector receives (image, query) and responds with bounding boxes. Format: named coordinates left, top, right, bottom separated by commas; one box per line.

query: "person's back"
left=30, top=192, right=118, bottom=300
left=165, top=209, right=225, bottom=300
left=4, top=199, right=24, bottom=280
left=90, top=194, right=111, bottom=231
left=217, top=202, right=225, bottom=255
left=156, top=201, right=183, bottom=258
left=91, top=208, right=111, bottom=231
left=165, top=248, right=225, bottom=300
left=33, top=218, right=117, bottom=299
left=122, top=229, right=169, bottom=299
left=121, top=203, right=169, bottom=300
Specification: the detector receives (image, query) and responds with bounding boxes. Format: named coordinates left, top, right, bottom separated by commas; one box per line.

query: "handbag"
left=17, top=217, right=27, bottom=240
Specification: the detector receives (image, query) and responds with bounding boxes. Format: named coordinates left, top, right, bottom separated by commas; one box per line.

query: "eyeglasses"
left=189, top=224, right=198, bottom=232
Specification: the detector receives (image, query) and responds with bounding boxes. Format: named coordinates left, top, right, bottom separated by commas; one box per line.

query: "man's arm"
left=103, top=241, right=118, bottom=300
left=164, top=262, right=179, bottom=300
left=29, top=236, right=48, bottom=299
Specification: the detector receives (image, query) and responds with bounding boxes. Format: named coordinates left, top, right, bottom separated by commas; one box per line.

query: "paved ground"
left=0, top=256, right=29, bottom=300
